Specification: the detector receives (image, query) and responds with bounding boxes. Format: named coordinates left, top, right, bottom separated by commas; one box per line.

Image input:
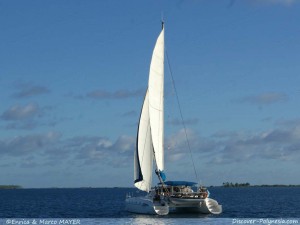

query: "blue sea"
left=0, top=187, right=299, bottom=224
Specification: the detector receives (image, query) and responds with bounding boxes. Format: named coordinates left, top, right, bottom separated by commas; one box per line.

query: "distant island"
left=220, top=182, right=300, bottom=188
left=0, top=185, right=22, bottom=189
left=222, top=182, right=250, bottom=187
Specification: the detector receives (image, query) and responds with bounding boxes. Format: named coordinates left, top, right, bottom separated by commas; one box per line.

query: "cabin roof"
left=158, top=181, right=197, bottom=186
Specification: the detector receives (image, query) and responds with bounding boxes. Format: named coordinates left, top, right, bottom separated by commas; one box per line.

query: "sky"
left=0, top=0, right=300, bottom=188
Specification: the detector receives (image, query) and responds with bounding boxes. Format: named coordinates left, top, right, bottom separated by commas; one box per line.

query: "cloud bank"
left=165, top=120, right=300, bottom=165
left=0, top=132, right=135, bottom=168
left=2, top=119, right=299, bottom=168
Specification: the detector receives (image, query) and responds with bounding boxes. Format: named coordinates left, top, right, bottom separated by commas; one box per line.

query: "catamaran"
left=125, top=22, right=222, bottom=215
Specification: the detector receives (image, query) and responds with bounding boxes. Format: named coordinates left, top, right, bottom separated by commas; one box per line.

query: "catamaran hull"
left=125, top=197, right=156, bottom=214
left=169, top=206, right=210, bottom=214
left=125, top=196, right=222, bottom=215
left=125, top=197, right=169, bottom=215
left=169, top=197, right=205, bottom=206
left=168, top=197, right=221, bottom=214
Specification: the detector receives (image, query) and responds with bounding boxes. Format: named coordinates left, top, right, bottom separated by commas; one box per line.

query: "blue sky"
left=0, top=0, right=299, bottom=188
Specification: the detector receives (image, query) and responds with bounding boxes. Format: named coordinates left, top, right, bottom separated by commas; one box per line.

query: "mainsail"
left=134, top=25, right=165, bottom=192
left=148, top=25, right=165, bottom=171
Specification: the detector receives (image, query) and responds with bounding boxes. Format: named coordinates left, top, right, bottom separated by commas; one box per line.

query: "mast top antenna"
left=161, top=11, right=164, bottom=29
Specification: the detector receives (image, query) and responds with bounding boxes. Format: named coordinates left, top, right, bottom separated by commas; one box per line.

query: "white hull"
left=125, top=196, right=222, bottom=215
left=125, top=196, right=169, bottom=215
left=125, top=197, right=156, bottom=215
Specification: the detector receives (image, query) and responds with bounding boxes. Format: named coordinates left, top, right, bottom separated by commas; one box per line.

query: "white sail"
left=134, top=26, right=165, bottom=191
left=148, top=26, right=164, bottom=171
left=134, top=91, right=154, bottom=192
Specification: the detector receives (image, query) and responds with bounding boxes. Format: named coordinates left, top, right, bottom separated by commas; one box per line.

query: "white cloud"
left=1, top=103, right=40, bottom=121
left=112, top=135, right=135, bottom=152
left=0, top=131, right=61, bottom=156
left=209, top=125, right=300, bottom=164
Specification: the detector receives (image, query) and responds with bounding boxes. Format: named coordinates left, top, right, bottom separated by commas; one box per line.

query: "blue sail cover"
left=158, top=181, right=197, bottom=186
left=159, top=171, right=166, bottom=181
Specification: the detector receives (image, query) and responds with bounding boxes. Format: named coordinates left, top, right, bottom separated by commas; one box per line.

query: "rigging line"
left=152, top=147, right=169, bottom=196
left=165, top=49, right=200, bottom=185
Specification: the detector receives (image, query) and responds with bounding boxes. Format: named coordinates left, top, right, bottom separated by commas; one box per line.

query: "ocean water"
left=0, top=187, right=299, bottom=224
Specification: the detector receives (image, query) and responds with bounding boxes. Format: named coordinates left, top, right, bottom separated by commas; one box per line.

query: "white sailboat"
left=125, top=22, right=222, bottom=215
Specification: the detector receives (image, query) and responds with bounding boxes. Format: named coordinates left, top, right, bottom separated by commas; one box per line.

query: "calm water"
left=0, top=187, right=299, bottom=218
